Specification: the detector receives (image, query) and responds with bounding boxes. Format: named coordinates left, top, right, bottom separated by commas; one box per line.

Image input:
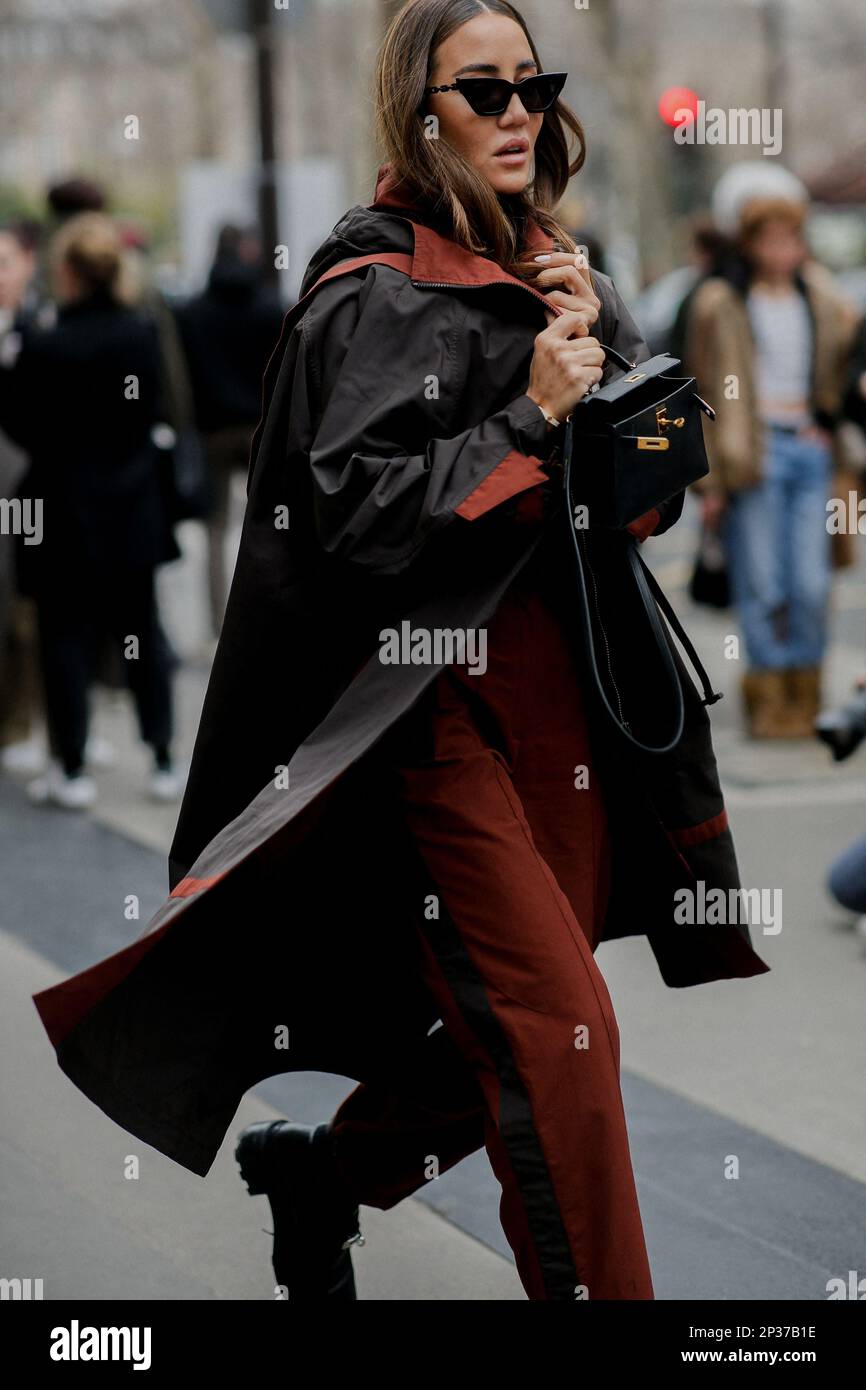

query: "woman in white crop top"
left=686, top=188, right=860, bottom=739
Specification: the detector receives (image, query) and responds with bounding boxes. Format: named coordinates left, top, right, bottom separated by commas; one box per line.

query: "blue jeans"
left=722, top=428, right=834, bottom=669
left=827, top=829, right=866, bottom=913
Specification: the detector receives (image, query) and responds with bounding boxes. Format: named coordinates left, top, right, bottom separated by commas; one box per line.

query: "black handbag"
left=563, top=343, right=714, bottom=529
left=561, top=345, right=724, bottom=755
left=688, top=524, right=731, bottom=609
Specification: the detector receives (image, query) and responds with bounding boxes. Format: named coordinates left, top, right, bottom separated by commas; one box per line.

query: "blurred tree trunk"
left=248, top=0, right=280, bottom=286
left=593, top=0, right=672, bottom=291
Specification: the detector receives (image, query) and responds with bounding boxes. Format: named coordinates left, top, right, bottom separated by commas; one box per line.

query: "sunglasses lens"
left=522, top=74, right=565, bottom=111
left=461, top=79, right=513, bottom=115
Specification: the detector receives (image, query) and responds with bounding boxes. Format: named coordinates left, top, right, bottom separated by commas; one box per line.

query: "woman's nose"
left=502, top=95, right=531, bottom=124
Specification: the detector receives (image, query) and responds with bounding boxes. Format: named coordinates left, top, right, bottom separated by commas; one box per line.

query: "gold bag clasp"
left=656, top=405, right=685, bottom=430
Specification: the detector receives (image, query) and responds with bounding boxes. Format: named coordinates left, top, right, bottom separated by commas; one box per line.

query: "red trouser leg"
left=328, top=583, right=654, bottom=1299
left=325, top=1019, right=488, bottom=1209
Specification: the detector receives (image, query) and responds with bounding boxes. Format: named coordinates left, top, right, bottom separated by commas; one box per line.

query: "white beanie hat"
left=711, top=161, right=809, bottom=237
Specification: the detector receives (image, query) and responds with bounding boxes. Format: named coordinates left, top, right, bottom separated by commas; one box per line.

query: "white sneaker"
left=27, top=760, right=97, bottom=810
left=1, top=736, right=46, bottom=775
left=148, top=763, right=186, bottom=803
left=83, top=735, right=117, bottom=768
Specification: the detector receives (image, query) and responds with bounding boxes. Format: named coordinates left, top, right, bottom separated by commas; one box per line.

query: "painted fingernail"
left=534, top=254, right=552, bottom=262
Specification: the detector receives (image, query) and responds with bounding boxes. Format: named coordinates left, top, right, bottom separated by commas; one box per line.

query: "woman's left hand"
left=521, top=251, right=601, bottom=336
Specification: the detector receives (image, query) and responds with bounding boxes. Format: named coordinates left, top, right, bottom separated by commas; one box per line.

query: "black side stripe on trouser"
left=404, top=842, right=580, bottom=1300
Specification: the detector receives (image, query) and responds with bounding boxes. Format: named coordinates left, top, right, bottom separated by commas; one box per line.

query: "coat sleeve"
left=300, top=266, right=559, bottom=575
left=0, top=323, right=40, bottom=451
left=600, top=276, right=685, bottom=542
left=681, top=276, right=757, bottom=496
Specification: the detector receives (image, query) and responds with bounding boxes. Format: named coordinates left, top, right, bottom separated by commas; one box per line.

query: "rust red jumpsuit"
left=325, top=530, right=655, bottom=1301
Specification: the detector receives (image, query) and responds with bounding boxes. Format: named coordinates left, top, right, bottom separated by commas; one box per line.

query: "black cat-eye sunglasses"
left=424, top=70, right=568, bottom=117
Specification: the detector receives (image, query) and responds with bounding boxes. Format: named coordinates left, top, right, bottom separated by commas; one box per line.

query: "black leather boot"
left=235, top=1119, right=364, bottom=1300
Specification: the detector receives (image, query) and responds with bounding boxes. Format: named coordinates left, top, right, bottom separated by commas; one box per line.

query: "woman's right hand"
left=526, top=313, right=606, bottom=423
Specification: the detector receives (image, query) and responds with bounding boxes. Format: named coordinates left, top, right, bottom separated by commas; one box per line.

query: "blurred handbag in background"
left=688, top=522, right=731, bottom=609
left=151, top=422, right=213, bottom=524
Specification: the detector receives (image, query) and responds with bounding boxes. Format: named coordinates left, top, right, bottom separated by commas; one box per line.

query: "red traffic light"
left=658, top=86, right=699, bottom=128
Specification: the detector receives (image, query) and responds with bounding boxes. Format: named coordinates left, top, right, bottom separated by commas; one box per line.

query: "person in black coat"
left=0, top=212, right=181, bottom=808
left=0, top=219, right=42, bottom=767
left=28, top=3, right=768, bottom=1306
left=174, top=224, right=286, bottom=635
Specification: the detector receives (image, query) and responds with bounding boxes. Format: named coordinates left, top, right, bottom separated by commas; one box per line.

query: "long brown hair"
left=375, top=0, right=585, bottom=277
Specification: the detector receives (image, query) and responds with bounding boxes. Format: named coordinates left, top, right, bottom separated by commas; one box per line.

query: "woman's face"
left=425, top=13, right=544, bottom=195
left=745, top=216, right=807, bottom=281
left=0, top=232, right=35, bottom=312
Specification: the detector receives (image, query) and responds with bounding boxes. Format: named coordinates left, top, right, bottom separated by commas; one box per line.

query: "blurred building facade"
left=0, top=0, right=864, bottom=292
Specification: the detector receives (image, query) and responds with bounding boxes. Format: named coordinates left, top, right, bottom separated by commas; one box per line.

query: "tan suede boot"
left=740, top=669, right=762, bottom=734
left=741, top=669, right=792, bottom=738
left=783, top=665, right=822, bottom=738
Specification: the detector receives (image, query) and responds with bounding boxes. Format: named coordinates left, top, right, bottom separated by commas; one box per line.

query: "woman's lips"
left=494, top=149, right=529, bottom=164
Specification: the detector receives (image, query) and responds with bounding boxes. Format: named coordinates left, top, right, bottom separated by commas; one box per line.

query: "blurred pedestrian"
left=669, top=216, right=733, bottom=364
left=0, top=212, right=182, bottom=808
left=175, top=224, right=285, bottom=636
left=29, top=0, right=771, bottom=1309
left=117, top=219, right=207, bottom=534
left=686, top=164, right=862, bottom=738
left=0, top=219, right=39, bottom=334
left=825, top=670, right=866, bottom=937
left=16, top=179, right=188, bottom=761
left=0, top=220, right=44, bottom=774
left=25, top=176, right=109, bottom=314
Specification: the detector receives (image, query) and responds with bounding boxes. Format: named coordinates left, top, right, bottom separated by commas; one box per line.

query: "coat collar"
left=368, top=162, right=557, bottom=291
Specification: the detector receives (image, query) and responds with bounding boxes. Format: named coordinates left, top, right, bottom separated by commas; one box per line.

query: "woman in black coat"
left=0, top=212, right=180, bottom=807
left=219, top=0, right=764, bottom=1300
left=32, top=0, right=770, bottom=1303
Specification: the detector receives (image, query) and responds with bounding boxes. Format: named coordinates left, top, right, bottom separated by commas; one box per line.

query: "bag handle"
left=563, top=445, right=723, bottom=754
left=631, top=550, right=724, bottom=710
left=594, top=342, right=637, bottom=375
left=564, top=342, right=645, bottom=427
left=563, top=344, right=639, bottom=420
